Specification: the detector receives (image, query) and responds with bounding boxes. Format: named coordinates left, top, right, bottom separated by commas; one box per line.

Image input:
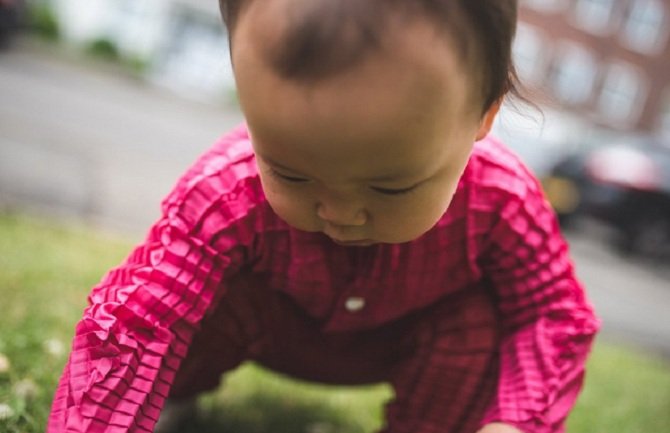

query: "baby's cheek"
left=267, top=191, right=319, bottom=232
left=389, top=195, right=450, bottom=240
left=370, top=205, right=425, bottom=242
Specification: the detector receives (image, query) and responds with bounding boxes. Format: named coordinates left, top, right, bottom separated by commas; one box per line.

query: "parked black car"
left=543, top=137, right=670, bottom=259
left=0, top=0, right=23, bottom=48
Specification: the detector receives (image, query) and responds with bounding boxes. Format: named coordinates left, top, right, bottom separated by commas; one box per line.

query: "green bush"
left=27, top=3, right=60, bottom=41
left=85, top=37, right=120, bottom=61
left=123, top=55, right=150, bottom=75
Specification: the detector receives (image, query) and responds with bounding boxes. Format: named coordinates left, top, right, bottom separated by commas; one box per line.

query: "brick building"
left=515, top=0, right=670, bottom=136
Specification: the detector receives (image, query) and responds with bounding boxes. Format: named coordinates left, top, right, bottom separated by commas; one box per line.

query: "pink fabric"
left=48, top=124, right=600, bottom=432
left=167, top=273, right=502, bottom=433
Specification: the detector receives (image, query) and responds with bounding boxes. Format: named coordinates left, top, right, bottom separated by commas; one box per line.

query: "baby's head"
left=220, top=0, right=519, bottom=245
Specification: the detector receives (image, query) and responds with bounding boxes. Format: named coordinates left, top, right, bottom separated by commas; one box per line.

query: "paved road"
left=0, top=41, right=244, bottom=231
left=1, top=42, right=669, bottom=356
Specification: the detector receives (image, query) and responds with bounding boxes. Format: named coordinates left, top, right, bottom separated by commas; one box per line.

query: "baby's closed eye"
left=268, top=168, right=309, bottom=183
left=370, top=185, right=418, bottom=196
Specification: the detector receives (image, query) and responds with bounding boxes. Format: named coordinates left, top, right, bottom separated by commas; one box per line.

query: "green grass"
left=0, top=212, right=669, bottom=432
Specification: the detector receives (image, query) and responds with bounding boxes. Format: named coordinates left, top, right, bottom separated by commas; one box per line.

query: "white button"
left=345, top=297, right=365, bottom=312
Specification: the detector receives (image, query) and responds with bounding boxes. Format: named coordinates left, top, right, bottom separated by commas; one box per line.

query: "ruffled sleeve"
left=48, top=127, right=262, bottom=432
left=474, top=153, right=600, bottom=432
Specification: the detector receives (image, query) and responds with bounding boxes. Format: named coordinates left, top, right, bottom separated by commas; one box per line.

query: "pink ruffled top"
left=48, top=125, right=599, bottom=432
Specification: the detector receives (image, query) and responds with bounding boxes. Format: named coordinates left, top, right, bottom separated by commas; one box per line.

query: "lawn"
left=0, top=213, right=669, bottom=433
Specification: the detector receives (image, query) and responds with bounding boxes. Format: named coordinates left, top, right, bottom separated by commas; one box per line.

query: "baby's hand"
left=476, top=422, right=525, bottom=433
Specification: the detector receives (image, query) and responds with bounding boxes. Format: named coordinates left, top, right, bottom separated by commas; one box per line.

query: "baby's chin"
left=281, top=220, right=376, bottom=244
left=372, top=226, right=435, bottom=245
left=273, top=212, right=433, bottom=245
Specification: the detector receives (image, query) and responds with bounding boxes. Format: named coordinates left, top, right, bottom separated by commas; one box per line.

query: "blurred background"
left=0, top=0, right=669, bottom=432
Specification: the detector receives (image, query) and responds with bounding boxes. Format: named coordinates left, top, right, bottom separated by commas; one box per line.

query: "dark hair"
left=219, top=0, right=522, bottom=113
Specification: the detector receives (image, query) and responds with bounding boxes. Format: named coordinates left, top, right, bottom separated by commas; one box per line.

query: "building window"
left=621, top=0, right=669, bottom=54
left=513, top=24, right=547, bottom=84
left=521, top=0, right=568, bottom=13
left=571, top=0, right=616, bottom=34
left=549, top=43, right=597, bottom=105
left=598, top=62, right=647, bottom=126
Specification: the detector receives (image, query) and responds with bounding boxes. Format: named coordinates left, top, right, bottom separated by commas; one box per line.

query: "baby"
left=48, top=1, right=600, bottom=432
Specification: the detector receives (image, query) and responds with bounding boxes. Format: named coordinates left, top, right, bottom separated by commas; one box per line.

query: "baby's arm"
left=48, top=215, right=233, bottom=432
left=477, top=175, right=600, bottom=433
left=48, top=127, right=256, bottom=432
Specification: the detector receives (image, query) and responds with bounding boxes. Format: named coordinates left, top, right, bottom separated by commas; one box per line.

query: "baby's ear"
left=475, top=99, right=502, bottom=141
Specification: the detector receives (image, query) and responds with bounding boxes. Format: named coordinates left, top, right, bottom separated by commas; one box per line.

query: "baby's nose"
left=316, top=200, right=367, bottom=227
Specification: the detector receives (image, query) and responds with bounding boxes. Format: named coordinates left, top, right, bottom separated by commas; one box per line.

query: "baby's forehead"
left=236, top=1, right=462, bottom=83
left=228, top=0, right=519, bottom=113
